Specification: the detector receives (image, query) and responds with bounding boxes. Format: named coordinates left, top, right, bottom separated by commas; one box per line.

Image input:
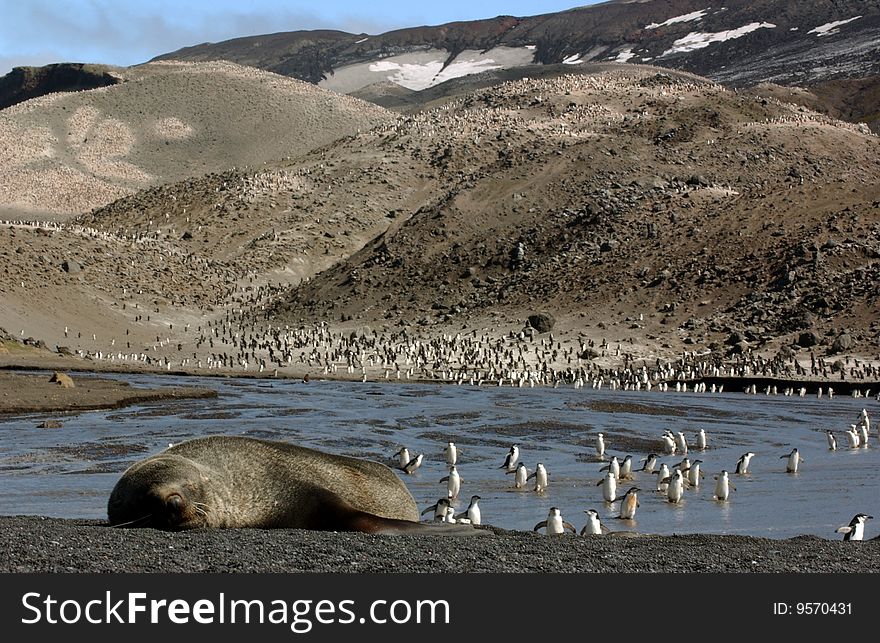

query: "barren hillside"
left=1, top=66, right=877, bottom=377
left=0, top=61, right=392, bottom=217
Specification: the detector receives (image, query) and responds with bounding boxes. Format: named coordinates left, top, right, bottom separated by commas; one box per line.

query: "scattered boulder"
left=61, top=259, right=81, bottom=274
left=48, top=372, right=75, bottom=388
left=527, top=313, right=556, bottom=334
left=37, top=420, right=63, bottom=429
left=829, top=332, right=852, bottom=354
left=797, top=331, right=820, bottom=348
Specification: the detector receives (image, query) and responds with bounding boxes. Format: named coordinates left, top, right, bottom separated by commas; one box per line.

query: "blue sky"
left=0, top=1, right=601, bottom=76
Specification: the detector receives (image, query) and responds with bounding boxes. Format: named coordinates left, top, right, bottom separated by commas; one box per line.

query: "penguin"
left=858, top=423, right=869, bottom=448
left=599, top=455, right=620, bottom=480
left=696, top=428, right=707, bottom=451
left=673, top=457, right=691, bottom=476
left=527, top=463, right=549, bottom=492
left=713, top=470, right=735, bottom=501
left=454, top=495, right=482, bottom=525
left=421, top=498, right=451, bottom=522
left=394, top=446, right=410, bottom=469
left=835, top=514, right=873, bottom=541
left=618, top=455, right=634, bottom=480
left=445, top=442, right=458, bottom=465
left=826, top=430, right=837, bottom=451
left=661, top=431, right=677, bottom=455
left=439, top=464, right=461, bottom=499
left=499, top=444, right=519, bottom=471
left=508, top=461, right=529, bottom=489
left=400, top=453, right=424, bottom=474
left=653, top=463, right=671, bottom=492
left=665, top=469, right=685, bottom=504
left=734, top=452, right=755, bottom=475
left=617, top=487, right=640, bottom=520
left=597, top=470, right=617, bottom=502
left=780, top=448, right=802, bottom=473
left=533, top=507, right=576, bottom=535
left=580, top=509, right=608, bottom=535
left=675, top=432, right=689, bottom=455
left=685, top=459, right=704, bottom=487
left=859, top=408, right=871, bottom=434
left=638, top=453, right=659, bottom=473
left=596, top=433, right=606, bottom=459
left=845, top=425, right=860, bottom=448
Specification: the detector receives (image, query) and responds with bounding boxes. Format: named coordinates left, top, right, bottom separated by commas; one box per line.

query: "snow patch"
left=646, top=8, right=710, bottom=29
left=367, top=58, right=505, bottom=90
left=525, top=44, right=537, bottom=50
left=807, top=16, right=862, bottom=37
left=661, top=22, right=776, bottom=56
left=562, top=54, right=583, bottom=65
left=614, top=49, right=637, bottom=63
left=355, top=37, right=368, bottom=44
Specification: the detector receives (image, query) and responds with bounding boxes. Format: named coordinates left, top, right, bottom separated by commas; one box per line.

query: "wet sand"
left=0, top=372, right=216, bottom=415
left=1, top=516, right=877, bottom=573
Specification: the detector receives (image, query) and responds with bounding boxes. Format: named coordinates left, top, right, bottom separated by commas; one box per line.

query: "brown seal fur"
left=108, top=436, right=477, bottom=535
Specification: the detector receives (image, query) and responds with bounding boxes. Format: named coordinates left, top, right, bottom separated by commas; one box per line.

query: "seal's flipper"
left=345, top=510, right=486, bottom=536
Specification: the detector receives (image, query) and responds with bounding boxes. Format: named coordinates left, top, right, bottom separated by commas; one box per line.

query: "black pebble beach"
left=2, top=516, right=878, bottom=573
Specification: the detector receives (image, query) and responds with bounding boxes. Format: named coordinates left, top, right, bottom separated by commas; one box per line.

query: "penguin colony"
left=409, top=408, right=875, bottom=539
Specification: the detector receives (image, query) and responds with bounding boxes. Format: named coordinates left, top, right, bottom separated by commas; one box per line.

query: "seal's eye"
left=167, top=494, right=183, bottom=511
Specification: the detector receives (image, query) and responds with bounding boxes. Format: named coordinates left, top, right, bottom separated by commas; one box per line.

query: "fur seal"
left=108, top=435, right=478, bottom=535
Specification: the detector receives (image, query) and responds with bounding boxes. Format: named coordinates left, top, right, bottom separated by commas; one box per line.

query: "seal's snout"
left=167, top=493, right=183, bottom=511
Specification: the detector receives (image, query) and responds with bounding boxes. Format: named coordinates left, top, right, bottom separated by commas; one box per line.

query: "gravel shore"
left=2, top=516, right=878, bottom=573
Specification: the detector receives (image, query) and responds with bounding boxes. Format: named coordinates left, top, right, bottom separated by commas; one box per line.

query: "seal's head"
left=108, top=455, right=211, bottom=530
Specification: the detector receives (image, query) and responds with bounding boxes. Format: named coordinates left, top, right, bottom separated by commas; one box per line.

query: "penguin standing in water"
left=617, top=487, right=640, bottom=520
left=527, top=463, right=549, bottom=492
left=826, top=431, right=837, bottom=451
left=595, top=433, right=606, bottom=459
left=400, top=453, right=424, bottom=474
left=653, top=463, right=671, bottom=492
left=499, top=444, right=519, bottom=471
left=836, top=514, right=873, bottom=541
left=445, top=442, right=458, bottom=466
left=734, top=452, right=755, bottom=474
left=598, top=471, right=618, bottom=502
left=661, top=431, right=677, bottom=455
left=599, top=456, right=620, bottom=480
left=581, top=509, right=608, bottom=535
left=675, top=432, right=689, bottom=455
left=685, top=459, right=704, bottom=487
left=508, top=462, right=529, bottom=488
left=781, top=448, right=803, bottom=473
left=440, top=465, right=462, bottom=499
left=394, top=447, right=411, bottom=469
left=638, top=454, right=659, bottom=473
left=618, top=455, right=634, bottom=480
left=533, top=507, right=576, bottom=535
left=696, top=429, right=707, bottom=451
left=713, top=470, right=735, bottom=501
left=665, top=469, right=685, bottom=504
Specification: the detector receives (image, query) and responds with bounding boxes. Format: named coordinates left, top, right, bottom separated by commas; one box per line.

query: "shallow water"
left=0, top=372, right=877, bottom=540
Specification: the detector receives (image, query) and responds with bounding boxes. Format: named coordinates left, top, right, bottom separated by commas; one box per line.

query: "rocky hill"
left=0, top=65, right=877, bottom=373
left=151, top=0, right=880, bottom=130
left=265, top=68, right=879, bottom=358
